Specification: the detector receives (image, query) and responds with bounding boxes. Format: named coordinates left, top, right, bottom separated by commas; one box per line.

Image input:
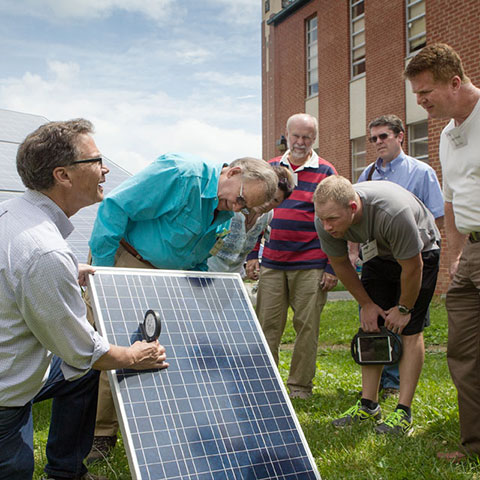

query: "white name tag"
left=361, top=239, right=378, bottom=263
left=446, top=127, right=468, bottom=149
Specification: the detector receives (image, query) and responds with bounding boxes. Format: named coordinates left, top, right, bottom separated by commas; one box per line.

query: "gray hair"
left=313, top=175, right=356, bottom=209
left=286, top=113, right=318, bottom=138
left=229, top=157, right=278, bottom=202
left=16, top=118, right=94, bottom=191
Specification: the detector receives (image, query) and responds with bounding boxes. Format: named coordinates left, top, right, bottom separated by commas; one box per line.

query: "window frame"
left=350, top=0, right=365, bottom=79
left=306, top=16, right=318, bottom=98
left=408, top=121, right=429, bottom=163
left=406, top=0, right=426, bottom=56
left=351, top=136, right=367, bottom=182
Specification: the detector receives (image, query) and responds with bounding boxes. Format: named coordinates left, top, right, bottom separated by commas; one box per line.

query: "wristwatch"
left=397, top=304, right=414, bottom=315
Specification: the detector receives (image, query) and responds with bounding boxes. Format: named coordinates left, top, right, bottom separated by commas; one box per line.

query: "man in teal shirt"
left=86, top=153, right=277, bottom=460
left=89, top=153, right=278, bottom=270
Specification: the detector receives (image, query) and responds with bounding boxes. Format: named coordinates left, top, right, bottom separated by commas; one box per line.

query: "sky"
left=0, top=0, right=262, bottom=173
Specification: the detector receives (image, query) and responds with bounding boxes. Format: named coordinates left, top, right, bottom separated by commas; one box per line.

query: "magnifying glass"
left=140, top=309, right=161, bottom=342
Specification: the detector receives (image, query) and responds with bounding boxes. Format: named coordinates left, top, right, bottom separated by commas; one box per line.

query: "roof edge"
left=266, top=0, right=312, bottom=26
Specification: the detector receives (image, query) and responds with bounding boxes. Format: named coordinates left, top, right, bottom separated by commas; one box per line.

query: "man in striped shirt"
left=246, top=113, right=338, bottom=399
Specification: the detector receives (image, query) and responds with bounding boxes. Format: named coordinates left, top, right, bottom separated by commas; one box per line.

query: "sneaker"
left=375, top=408, right=413, bottom=435
left=332, top=400, right=381, bottom=427
left=289, top=389, right=312, bottom=399
left=86, top=435, right=117, bottom=464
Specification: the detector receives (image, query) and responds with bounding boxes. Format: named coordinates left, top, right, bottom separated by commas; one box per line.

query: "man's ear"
left=350, top=201, right=358, bottom=214
left=226, top=166, right=242, bottom=178
left=451, top=75, right=462, bottom=92
left=52, top=166, right=73, bottom=188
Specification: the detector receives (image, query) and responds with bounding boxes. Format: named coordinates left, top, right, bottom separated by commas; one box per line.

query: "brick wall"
left=262, top=1, right=350, bottom=169
left=365, top=0, right=406, bottom=156
left=316, top=1, right=350, bottom=174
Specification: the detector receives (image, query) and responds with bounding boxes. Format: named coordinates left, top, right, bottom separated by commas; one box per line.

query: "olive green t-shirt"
left=315, top=181, right=440, bottom=260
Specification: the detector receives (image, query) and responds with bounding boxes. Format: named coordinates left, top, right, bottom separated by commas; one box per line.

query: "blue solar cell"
left=89, top=269, right=321, bottom=480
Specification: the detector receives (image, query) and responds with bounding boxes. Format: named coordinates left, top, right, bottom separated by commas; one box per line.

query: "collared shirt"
left=0, top=190, right=110, bottom=407
left=89, top=153, right=234, bottom=271
left=247, top=150, right=337, bottom=272
left=357, top=151, right=444, bottom=219
left=440, top=99, right=480, bottom=233
left=207, top=211, right=273, bottom=276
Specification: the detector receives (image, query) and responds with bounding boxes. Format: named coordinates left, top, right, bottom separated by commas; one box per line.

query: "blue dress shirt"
left=357, top=151, right=444, bottom=219
left=89, top=153, right=233, bottom=271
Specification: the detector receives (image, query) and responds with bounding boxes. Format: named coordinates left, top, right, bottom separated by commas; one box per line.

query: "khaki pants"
left=86, top=244, right=153, bottom=437
left=256, top=267, right=326, bottom=392
left=446, top=239, right=480, bottom=455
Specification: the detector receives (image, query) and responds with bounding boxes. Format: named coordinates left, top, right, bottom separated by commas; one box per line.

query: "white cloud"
left=0, top=0, right=183, bottom=23
left=193, top=71, right=260, bottom=90
left=206, top=0, right=260, bottom=25
left=173, top=41, right=213, bottom=65
left=0, top=61, right=262, bottom=174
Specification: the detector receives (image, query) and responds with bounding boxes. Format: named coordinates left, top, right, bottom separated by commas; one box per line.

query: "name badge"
left=446, top=127, right=468, bottom=149
left=361, top=239, right=378, bottom=263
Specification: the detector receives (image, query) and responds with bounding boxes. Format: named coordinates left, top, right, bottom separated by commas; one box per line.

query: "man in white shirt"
left=406, top=43, right=480, bottom=462
left=0, top=119, right=169, bottom=480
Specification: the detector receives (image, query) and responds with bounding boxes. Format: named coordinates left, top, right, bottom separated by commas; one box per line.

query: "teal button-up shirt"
left=89, top=152, right=233, bottom=271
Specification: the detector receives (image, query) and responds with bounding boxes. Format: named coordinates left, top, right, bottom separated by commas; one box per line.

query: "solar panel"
left=0, top=142, right=25, bottom=191
left=0, top=108, right=132, bottom=262
left=0, top=108, right=49, bottom=144
left=88, top=268, right=321, bottom=480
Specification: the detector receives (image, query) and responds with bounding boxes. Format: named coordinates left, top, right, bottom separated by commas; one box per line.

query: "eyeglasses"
left=236, top=182, right=250, bottom=215
left=72, top=157, right=103, bottom=166
left=369, top=133, right=391, bottom=143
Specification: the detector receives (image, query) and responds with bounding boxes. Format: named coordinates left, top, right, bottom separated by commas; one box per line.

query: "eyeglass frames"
left=369, top=133, right=391, bottom=143
left=71, top=157, right=103, bottom=166
left=236, top=182, right=250, bottom=215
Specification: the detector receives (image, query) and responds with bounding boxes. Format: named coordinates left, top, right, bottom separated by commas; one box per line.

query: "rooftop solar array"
left=0, top=108, right=131, bottom=261
left=89, top=268, right=321, bottom=480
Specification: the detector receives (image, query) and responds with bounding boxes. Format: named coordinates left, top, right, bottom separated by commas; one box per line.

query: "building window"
left=265, top=0, right=270, bottom=13
left=306, top=17, right=318, bottom=97
left=352, top=136, right=367, bottom=182
left=407, top=0, right=426, bottom=55
left=408, top=121, right=428, bottom=162
left=351, top=0, right=365, bottom=78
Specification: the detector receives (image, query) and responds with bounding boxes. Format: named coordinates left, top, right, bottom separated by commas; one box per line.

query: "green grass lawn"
left=32, top=297, right=480, bottom=479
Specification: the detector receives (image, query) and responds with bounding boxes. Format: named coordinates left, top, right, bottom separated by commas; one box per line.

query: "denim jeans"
left=0, top=355, right=100, bottom=480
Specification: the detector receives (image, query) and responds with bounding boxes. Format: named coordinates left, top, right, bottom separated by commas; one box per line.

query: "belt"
left=120, top=239, right=156, bottom=268
left=469, top=232, right=480, bottom=243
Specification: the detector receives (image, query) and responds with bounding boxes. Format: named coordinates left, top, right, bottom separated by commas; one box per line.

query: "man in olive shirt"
left=314, top=175, right=440, bottom=435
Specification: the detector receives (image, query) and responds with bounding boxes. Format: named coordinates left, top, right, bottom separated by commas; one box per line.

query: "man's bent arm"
left=328, top=254, right=384, bottom=332
left=93, top=341, right=169, bottom=371
left=384, top=253, right=423, bottom=334
left=444, top=201, right=466, bottom=279
left=397, top=253, right=423, bottom=309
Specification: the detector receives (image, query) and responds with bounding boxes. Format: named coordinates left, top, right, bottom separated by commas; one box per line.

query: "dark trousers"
left=0, top=356, right=100, bottom=480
